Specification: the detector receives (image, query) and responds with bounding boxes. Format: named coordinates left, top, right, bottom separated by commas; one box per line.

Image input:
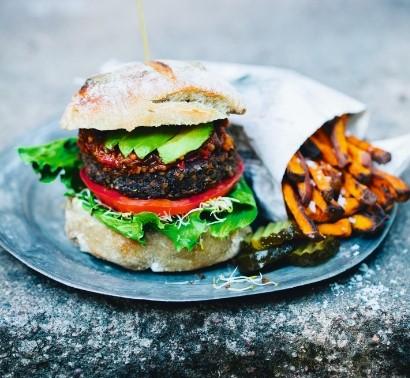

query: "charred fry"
left=300, top=139, right=322, bottom=160
left=369, top=177, right=395, bottom=211
left=318, top=218, right=352, bottom=238
left=331, top=116, right=350, bottom=168
left=282, top=181, right=320, bottom=239
left=311, top=188, right=328, bottom=212
left=305, top=205, right=327, bottom=223
left=344, top=173, right=377, bottom=205
left=349, top=207, right=387, bottom=234
left=297, top=181, right=313, bottom=206
left=371, top=175, right=397, bottom=200
left=347, top=143, right=372, bottom=168
left=307, top=160, right=335, bottom=201
left=286, top=153, right=306, bottom=182
left=337, top=194, right=362, bottom=216
left=373, top=169, right=410, bottom=202
left=294, top=152, right=312, bottom=205
left=310, top=131, right=339, bottom=166
left=347, top=135, right=391, bottom=164
left=346, top=140, right=372, bottom=183
left=321, top=162, right=343, bottom=194
left=348, top=161, right=372, bottom=184
left=305, top=189, right=344, bottom=223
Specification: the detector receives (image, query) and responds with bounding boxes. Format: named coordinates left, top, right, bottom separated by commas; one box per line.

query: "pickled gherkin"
left=249, top=221, right=303, bottom=250
left=235, top=242, right=296, bottom=274
left=288, top=237, right=340, bottom=266
left=235, top=220, right=340, bottom=274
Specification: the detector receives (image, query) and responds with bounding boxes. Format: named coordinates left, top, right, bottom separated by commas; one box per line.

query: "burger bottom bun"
left=65, top=198, right=249, bottom=272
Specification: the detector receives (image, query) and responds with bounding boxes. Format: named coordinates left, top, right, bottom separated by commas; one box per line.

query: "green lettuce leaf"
left=77, top=190, right=164, bottom=243
left=161, top=212, right=209, bottom=251
left=18, top=138, right=83, bottom=192
left=209, top=179, right=258, bottom=238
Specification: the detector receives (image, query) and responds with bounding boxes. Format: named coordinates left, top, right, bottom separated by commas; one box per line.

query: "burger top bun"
left=61, top=60, right=246, bottom=131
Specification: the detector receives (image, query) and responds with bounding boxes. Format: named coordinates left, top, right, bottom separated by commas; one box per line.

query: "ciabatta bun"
left=61, top=60, right=245, bottom=131
left=65, top=198, right=248, bottom=272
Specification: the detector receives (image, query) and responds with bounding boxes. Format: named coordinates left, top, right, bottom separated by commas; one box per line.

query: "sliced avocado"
left=157, top=123, right=213, bottom=164
left=117, top=127, right=178, bottom=158
left=105, top=130, right=125, bottom=150
left=132, top=127, right=179, bottom=159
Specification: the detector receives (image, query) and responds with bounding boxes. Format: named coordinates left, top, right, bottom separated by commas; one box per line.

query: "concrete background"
left=1, top=0, right=409, bottom=376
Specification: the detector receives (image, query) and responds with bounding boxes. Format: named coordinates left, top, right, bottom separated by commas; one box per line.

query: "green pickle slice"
left=236, top=220, right=340, bottom=274
left=288, top=237, right=340, bottom=266
left=235, top=242, right=296, bottom=274
left=250, top=220, right=302, bottom=250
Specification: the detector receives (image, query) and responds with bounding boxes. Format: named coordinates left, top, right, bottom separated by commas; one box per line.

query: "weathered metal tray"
left=0, top=121, right=396, bottom=302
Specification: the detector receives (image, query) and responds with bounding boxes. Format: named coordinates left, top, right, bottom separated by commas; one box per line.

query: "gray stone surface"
left=1, top=0, right=409, bottom=376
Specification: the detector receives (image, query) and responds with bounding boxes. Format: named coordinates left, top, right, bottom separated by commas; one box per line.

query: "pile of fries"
left=282, top=115, right=410, bottom=239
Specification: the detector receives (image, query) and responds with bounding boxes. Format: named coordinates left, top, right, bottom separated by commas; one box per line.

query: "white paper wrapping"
left=206, top=62, right=410, bottom=219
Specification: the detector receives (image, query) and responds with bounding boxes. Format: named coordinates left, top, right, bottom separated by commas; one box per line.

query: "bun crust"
left=65, top=198, right=248, bottom=272
left=61, top=60, right=245, bottom=131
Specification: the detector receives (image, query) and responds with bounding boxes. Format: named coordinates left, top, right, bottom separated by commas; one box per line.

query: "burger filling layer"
left=78, top=120, right=241, bottom=199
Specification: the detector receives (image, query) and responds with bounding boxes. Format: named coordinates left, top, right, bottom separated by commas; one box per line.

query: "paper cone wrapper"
left=206, top=62, right=410, bottom=219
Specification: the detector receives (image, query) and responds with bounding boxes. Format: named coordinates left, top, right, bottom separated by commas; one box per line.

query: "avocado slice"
left=117, top=126, right=178, bottom=158
left=157, top=123, right=213, bottom=164
left=104, top=126, right=178, bottom=158
left=105, top=130, right=125, bottom=150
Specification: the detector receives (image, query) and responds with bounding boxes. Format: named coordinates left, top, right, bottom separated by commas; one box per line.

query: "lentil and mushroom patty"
left=78, top=121, right=241, bottom=199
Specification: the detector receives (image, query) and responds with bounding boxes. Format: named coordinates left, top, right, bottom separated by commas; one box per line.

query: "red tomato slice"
left=80, top=160, right=244, bottom=216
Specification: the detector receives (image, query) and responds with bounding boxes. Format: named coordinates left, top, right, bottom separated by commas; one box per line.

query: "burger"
left=19, top=60, right=258, bottom=272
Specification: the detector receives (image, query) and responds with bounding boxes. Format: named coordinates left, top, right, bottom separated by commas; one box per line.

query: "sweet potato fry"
left=346, top=140, right=372, bottom=183
left=349, top=214, right=376, bottom=233
left=310, top=131, right=339, bottom=167
left=371, top=175, right=397, bottom=199
left=295, top=152, right=313, bottom=205
left=321, top=162, right=343, bottom=193
left=327, top=198, right=344, bottom=221
left=373, top=169, right=410, bottom=202
left=282, top=181, right=320, bottom=239
left=300, top=139, right=322, bottom=160
left=368, top=177, right=395, bottom=211
left=286, top=153, right=306, bottom=182
left=297, top=181, right=313, bottom=206
left=344, top=173, right=377, bottom=205
left=318, top=218, right=352, bottom=238
left=307, top=160, right=335, bottom=202
left=305, top=189, right=344, bottom=223
left=348, top=161, right=372, bottom=184
left=347, top=143, right=372, bottom=168
left=337, top=195, right=362, bottom=216
left=349, top=206, right=387, bottom=233
left=330, top=116, right=350, bottom=168
left=304, top=204, right=326, bottom=223
left=347, top=135, right=391, bottom=164
left=311, top=188, right=328, bottom=212
left=371, top=188, right=394, bottom=211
